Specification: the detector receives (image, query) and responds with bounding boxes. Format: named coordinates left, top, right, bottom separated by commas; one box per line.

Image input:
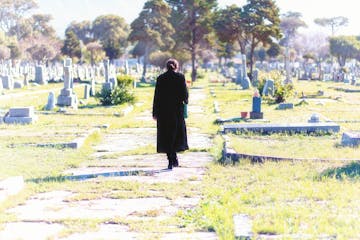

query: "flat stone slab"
left=161, top=232, right=218, bottom=240
left=0, top=176, right=24, bottom=203
left=7, top=191, right=171, bottom=221
left=88, top=152, right=213, bottom=169
left=234, top=214, right=253, bottom=239
left=0, top=222, right=63, bottom=240
left=341, top=131, right=360, bottom=146
left=61, top=224, right=136, bottom=240
left=223, top=122, right=340, bottom=134
left=94, top=128, right=156, bottom=153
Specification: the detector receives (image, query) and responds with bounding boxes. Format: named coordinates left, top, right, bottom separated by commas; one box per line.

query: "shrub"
left=257, top=70, right=294, bottom=103
left=95, top=75, right=135, bottom=106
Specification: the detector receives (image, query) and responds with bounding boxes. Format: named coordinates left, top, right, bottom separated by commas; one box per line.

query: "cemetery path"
left=0, top=87, right=218, bottom=240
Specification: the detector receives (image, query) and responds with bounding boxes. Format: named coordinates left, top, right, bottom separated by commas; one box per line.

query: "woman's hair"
left=166, top=58, right=179, bottom=71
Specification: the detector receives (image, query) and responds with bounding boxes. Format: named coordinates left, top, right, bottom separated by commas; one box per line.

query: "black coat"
left=153, top=70, right=189, bottom=153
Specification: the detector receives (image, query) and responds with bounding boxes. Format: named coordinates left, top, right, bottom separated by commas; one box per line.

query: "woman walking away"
left=153, top=58, right=189, bottom=169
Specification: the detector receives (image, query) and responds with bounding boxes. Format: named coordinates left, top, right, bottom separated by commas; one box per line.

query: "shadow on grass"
left=27, top=169, right=171, bottom=183
left=318, top=161, right=360, bottom=180
left=78, top=104, right=101, bottom=109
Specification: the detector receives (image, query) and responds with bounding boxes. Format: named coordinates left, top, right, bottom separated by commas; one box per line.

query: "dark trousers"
left=166, top=152, right=177, bottom=161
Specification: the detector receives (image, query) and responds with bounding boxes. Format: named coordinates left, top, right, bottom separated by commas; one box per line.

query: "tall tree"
left=314, top=16, right=348, bottom=36
left=214, top=5, right=247, bottom=54
left=242, top=0, right=281, bottom=80
left=66, top=20, right=93, bottom=44
left=86, top=41, right=105, bottom=66
left=61, top=30, right=81, bottom=60
left=166, top=0, right=218, bottom=81
left=329, top=35, right=360, bottom=67
left=129, top=0, right=174, bottom=81
left=280, top=12, right=306, bottom=47
left=92, top=15, right=129, bottom=60
left=0, top=0, right=38, bottom=36
left=31, top=14, right=56, bottom=37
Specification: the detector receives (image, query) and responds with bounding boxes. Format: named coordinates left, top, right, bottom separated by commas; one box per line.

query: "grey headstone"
left=262, top=79, right=274, bottom=96
left=13, top=81, right=23, bottom=89
left=35, top=66, right=47, bottom=85
left=341, top=131, right=360, bottom=146
left=2, top=75, right=13, bottom=89
left=278, top=103, right=294, bottom=110
left=84, top=85, right=90, bottom=99
left=45, top=91, right=56, bottom=111
left=4, top=107, right=38, bottom=124
left=308, top=113, right=320, bottom=123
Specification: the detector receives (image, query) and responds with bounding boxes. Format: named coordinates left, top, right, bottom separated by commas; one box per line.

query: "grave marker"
left=4, top=107, right=38, bottom=124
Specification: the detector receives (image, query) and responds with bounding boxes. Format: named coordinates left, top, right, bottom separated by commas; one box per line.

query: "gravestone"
left=308, top=113, right=320, bottom=123
left=90, top=78, right=96, bottom=96
left=1, top=75, right=13, bottom=90
left=250, top=92, right=263, bottom=119
left=35, top=65, right=47, bottom=85
left=57, top=58, right=78, bottom=107
left=341, top=131, right=360, bottom=147
left=102, top=59, right=113, bottom=90
left=278, top=102, right=294, bottom=110
left=4, top=106, right=38, bottom=124
left=240, top=54, right=251, bottom=89
left=262, top=79, right=274, bottom=96
left=84, top=85, right=90, bottom=99
left=45, top=91, right=56, bottom=111
left=13, top=81, right=23, bottom=89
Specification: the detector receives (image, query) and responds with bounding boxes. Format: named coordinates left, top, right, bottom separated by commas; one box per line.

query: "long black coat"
left=153, top=70, right=189, bottom=153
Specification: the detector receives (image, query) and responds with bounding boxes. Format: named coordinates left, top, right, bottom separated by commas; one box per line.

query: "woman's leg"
left=166, top=153, right=173, bottom=169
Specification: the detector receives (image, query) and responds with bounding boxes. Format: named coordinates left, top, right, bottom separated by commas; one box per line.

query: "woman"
left=153, top=58, right=189, bottom=169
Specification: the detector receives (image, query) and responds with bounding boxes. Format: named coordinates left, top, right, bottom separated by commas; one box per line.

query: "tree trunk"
left=191, top=49, right=196, bottom=82
left=249, top=40, right=255, bottom=82
left=142, top=48, right=148, bottom=83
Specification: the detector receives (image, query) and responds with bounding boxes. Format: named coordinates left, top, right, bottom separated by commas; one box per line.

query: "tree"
left=0, top=45, right=10, bottom=60
left=31, top=14, right=56, bottom=37
left=149, top=51, right=172, bottom=68
left=214, top=5, right=247, bottom=54
left=166, top=0, right=218, bottom=81
left=25, top=35, right=60, bottom=63
left=242, top=0, right=281, bottom=80
left=66, top=20, right=93, bottom=44
left=314, top=16, right=348, bottom=36
left=0, top=0, right=38, bottom=36
left=329, top=35, right=360, bottom=67
left=266, top=42, right=281, bottom=59
left=92, top=15, right=129, bottom=60
left=61, top=30, right=81, bottom=60
left=86, top=41, right=105, bottom=66
left=280, top=12, right=306, bottom=46
left=129, top=0, right=174, bottom=81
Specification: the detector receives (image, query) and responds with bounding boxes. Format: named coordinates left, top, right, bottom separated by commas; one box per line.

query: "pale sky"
left=35, top=0, right=360, bottom=38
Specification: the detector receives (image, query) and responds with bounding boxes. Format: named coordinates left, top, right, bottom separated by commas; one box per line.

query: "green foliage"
left=274, top=80, right=294, bottom=103
left=319, top=162, right=360, bottom=180
left=166, top=0, right=217, bottom=81
left=95, top=75, right=135, bottom=106
left=61, top=30, right=81, bottom=59
left=257, top=70, right=294, bottom=103
left=92, top=14, right=129, bottom=60
left=329, top=35, right=360, bottom=66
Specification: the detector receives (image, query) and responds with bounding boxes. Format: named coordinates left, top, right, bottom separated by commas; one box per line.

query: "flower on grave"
left=253, top=88, right=260, bottom=98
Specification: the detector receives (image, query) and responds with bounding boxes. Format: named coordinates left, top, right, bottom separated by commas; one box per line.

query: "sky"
left=35, top=0, right=360, bottom=38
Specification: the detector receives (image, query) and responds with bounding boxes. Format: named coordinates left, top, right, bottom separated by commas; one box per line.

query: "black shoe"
left=172, top=158, right=179, bottom=167
left=168, top=158, right=173, bottom=169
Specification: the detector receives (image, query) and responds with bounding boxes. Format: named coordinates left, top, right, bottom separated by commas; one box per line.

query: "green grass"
left=1, top=71, right=360, bottom=238
left=187, top=161, right=360, bottom=239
